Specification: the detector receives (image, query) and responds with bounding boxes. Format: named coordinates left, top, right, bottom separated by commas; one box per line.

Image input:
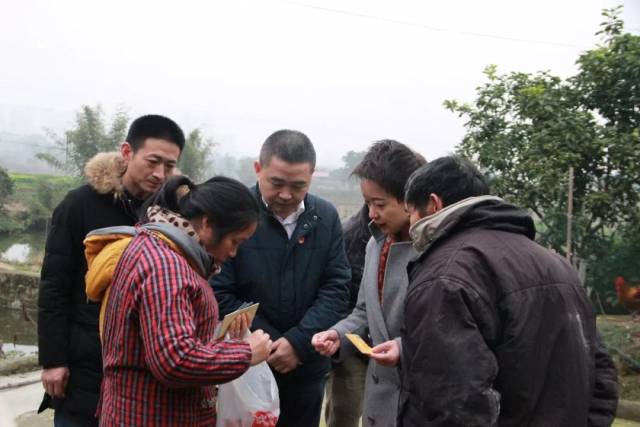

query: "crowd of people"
left=37, top=114, right=619, bottom=426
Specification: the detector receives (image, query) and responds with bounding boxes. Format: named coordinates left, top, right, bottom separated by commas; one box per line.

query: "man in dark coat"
left=212, top=129, right=351, bottom=427
left=37, top=115, right=185, bottom=426
left=377, top=155, right=618, bottom=427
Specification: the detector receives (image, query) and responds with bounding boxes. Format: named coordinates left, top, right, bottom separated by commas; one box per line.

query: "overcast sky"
left=1, top=0, right=639, bottom=167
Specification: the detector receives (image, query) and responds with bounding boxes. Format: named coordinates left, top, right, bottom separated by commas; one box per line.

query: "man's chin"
left=272, top=205, right=296, bottom=217
left=145, top=183, right=162, bottom=193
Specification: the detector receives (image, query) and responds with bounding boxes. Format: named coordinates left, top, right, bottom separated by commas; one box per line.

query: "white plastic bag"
left=216, top=360, right=280, bottom=427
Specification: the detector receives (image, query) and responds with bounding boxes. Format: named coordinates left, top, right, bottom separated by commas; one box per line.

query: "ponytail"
left=140, top=175, right=195, bottom=222
left=141, top=175, right=259, bottom=243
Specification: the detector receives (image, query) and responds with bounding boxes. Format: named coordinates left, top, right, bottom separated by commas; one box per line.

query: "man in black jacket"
left=374, top=155, right=618, bottom=426
left=37, top=115, right=185, bottom=426
left=212, top=129, right=351, bottom=427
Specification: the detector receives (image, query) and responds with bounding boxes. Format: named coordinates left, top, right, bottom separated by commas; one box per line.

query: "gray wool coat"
left=332, top=225, right=417, bottom=427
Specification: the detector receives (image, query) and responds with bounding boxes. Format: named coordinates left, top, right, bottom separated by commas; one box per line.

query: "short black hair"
left=142, top=175, right=259, bottom=244
left=352, top=140, right=426, bottom=201
left=126, top=115, right=186, bottom=152
left=259, top=129, right=316, bottom=169
left=405, top=155, right=490, bottom=210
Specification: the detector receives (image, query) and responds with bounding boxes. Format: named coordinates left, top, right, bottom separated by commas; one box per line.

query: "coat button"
left=313, top=215, right=318, bottom=220
left=303, top=223, right=309, bottom=229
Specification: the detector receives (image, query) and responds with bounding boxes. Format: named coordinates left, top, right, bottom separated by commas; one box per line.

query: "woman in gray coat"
left=312, top=140, right=425, bottom=427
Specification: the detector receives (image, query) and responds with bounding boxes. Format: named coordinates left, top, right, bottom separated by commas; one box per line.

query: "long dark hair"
left=141, top=175, right=259, bottom=243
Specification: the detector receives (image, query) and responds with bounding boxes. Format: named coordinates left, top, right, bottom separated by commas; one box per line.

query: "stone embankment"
left=0, top=270, right=39, bottom=311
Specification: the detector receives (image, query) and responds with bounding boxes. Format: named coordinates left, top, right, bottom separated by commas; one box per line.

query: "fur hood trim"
left=84, top=151, right=126, bottom=197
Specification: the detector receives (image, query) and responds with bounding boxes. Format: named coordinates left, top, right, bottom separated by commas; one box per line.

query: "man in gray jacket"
left=312, top=140, right=425, bottom=427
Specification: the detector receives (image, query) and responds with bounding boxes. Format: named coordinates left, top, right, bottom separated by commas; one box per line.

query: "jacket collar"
left=410, top=195, right=503, bottom=254
left=368, top=221, right=386, bottom=242
left=252, top=184, right=316, bottom=219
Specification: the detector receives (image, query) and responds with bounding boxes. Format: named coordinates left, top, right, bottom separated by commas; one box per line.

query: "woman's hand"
left=228, top=313, right=250, bottom=339
left=246, top=329, right=273, bottom=366
left=370, top=340, right=400, bottom=367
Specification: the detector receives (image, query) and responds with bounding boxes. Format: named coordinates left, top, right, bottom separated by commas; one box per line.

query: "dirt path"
left=0, top=371, right=51, bottom=427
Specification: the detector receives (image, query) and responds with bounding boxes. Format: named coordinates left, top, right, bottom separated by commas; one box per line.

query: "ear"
left=120, top=142, right=133, bottom=165
left=427, top=193, right=444, bottom=215
left=253, top=160, right=261, bottom=176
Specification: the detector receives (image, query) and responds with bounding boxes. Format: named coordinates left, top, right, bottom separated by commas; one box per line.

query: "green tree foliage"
left=37, top=105, right=129, bottom=176
left=445, top=7, right=640, bottom=307
left=0, top=166, right=14, bottom=209
left=24, top=176, right=80, bottom=230
left=178, top=129, right=216, bottom=181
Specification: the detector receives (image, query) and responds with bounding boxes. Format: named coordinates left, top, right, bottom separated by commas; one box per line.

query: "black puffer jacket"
left=37, top=152, right=143, bottom=417
left=399, top=197, right=618, bottom=427
left=342, top=204, right=371, bottom=310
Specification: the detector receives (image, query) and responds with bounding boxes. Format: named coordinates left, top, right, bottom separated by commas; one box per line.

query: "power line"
left=281, top=0, right=589, bottom=49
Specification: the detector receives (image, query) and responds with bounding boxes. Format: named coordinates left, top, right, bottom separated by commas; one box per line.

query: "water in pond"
left=1, top=244, right=31, bottom=263
left=0, top=232, right=46, bottom=266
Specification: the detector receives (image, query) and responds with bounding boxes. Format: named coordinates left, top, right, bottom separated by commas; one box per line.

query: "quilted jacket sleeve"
left=38, top=192, right=80, bottom=368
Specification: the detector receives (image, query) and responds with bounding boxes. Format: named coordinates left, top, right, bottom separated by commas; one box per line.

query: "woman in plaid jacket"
left=85, top=176, right=273, bottom=426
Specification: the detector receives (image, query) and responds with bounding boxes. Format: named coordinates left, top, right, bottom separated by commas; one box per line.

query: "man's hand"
left=311, top=330, right=341, bottom=357
left=370, top=340, right=400, bottom=367
left=41, top=366, right=70, bottom=399
left=267, top=337, right=300, bottom=373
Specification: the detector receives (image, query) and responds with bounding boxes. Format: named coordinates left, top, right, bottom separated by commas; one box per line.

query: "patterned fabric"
left=377, top=236, right=395, bottom=304
left=146, top=205, right=222, bottom=275
left=99, top=227, right=251, bottom=426
left=146, top=205, right=199, bottom=239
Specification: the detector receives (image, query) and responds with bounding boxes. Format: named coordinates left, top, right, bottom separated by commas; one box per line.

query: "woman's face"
left=198, top=219, right=257, bottom=263
left=361, top=179, right=410, bottom=239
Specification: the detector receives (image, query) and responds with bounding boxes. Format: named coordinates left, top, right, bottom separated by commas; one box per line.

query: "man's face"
left=361, top=179, right=410, bottom=238
left=255, top=156, right=313, bottom=218
left=406, top=194, right=442, bottom=227
left=406, top=202, right=428, bottom=227
left=121, top=138, right=181, bottom=199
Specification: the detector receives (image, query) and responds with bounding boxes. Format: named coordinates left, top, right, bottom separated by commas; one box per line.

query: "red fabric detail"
left=377, top=236, right=395, bottom=304
left=251, top=411, right=279, bottom=427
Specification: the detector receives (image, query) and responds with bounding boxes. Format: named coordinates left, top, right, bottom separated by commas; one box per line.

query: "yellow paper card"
left=345, top=333, right=372, bottom=355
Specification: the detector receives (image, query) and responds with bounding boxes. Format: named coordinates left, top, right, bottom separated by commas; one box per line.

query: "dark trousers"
left=54, top=409, right=99, bottom=427
left=273, top=368, right=326, bottom=427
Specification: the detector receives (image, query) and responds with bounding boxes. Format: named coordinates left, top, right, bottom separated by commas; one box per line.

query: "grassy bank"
left=598, top=316, right=640, bottom=401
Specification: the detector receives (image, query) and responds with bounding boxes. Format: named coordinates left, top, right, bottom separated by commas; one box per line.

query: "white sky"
left=1, top=0, right=639, bottom=167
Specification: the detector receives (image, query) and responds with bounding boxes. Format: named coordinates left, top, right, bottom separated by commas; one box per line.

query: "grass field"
left=599, top=316, right=640, bottom=401
left=8, top=172, right=78, bottom=194
left=614, top=420, right=640, bottom=426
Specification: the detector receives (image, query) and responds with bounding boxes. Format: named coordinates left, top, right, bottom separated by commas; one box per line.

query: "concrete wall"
left=0, top=270, right=39, bottom=310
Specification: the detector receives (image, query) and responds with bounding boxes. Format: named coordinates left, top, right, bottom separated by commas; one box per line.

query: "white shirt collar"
left=262, top=199, right=305, bottom=224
